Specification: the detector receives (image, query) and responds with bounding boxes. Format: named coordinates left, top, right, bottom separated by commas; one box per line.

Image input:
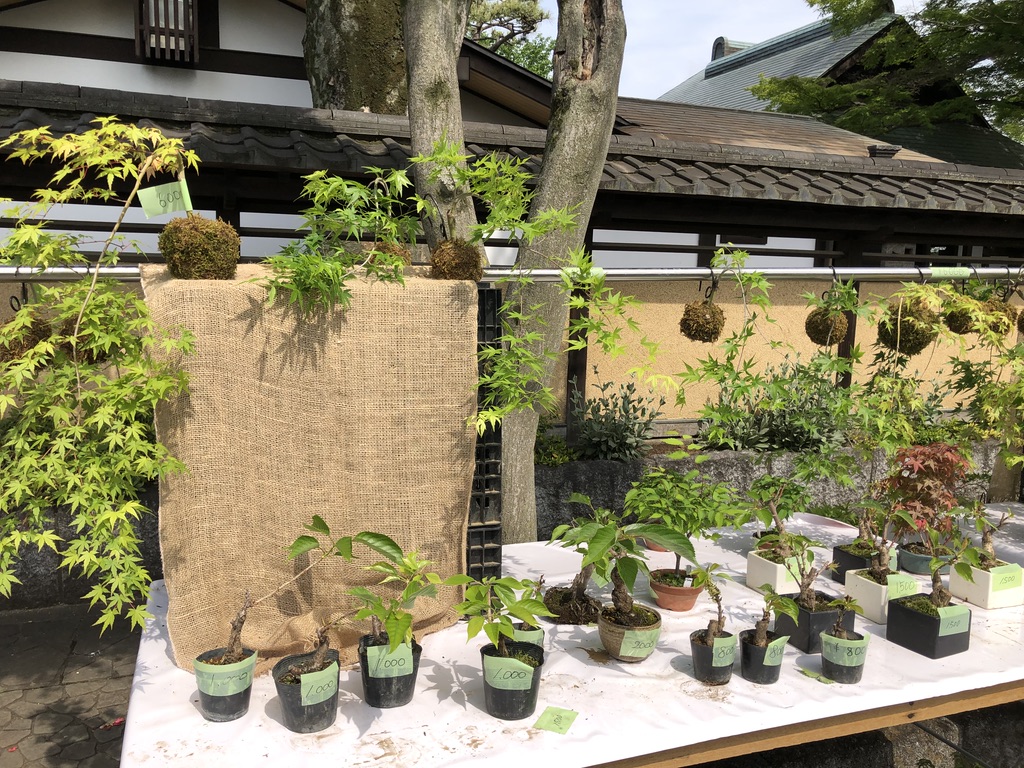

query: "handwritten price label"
left=195, top=654, right=255, bottom=697
left=485, top=656, right=535, bottom=691
left=990, top=564, right=1023, bottom=592
left=300, top=661, right=339, bottom=706
left=620, top=627, right=661, bottom=658
left=712, top=634, right=737, bottom=667
left=821, top=635, right=869, bottom=667
left=137, top=180, right=193, bottom=218
left=763, top=635, right=789, bottom=667
left=534, top=706, right=579, bottom=734
left=366, top=643, right=414, bottom=680
left=937, top=605, right=971, bottom=637
left=886, top=574, right=918, bottom=599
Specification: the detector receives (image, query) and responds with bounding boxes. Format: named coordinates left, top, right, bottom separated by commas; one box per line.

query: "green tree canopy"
left=467, top=0, right=555, bottom=78
left=750, top=0, right=1024, bottom=141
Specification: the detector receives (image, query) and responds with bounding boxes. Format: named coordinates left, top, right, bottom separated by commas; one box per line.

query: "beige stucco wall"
left=585, top=279, right=1019, bottom=425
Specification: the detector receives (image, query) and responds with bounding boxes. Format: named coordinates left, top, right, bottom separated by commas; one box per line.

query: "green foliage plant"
left=568, top=371, right=665, bottom=462
left=550, top=493, right=696, bottom=625
left=0, top=118, right=197, bottom=631
left=690, top=562, right=731, bottom=646
left=446, top=573, right=553, bottom=659
left=624, top=466, right=741, bottom=580
left=533, top=416, right=579, bottom=466
left=752, top=585, right=799, bottom=648
left=825, top=595, right=862, bottom=641
left=919, top=527, right=982, bottom=612
left=260, top=166, right=419, bottom=317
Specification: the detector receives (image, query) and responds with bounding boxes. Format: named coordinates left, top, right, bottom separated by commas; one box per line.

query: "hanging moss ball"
left=366, top=240, right=412, bottom=267
left=1018, top=308, right=1024, bottom=336
left=159, top=215, right=241, bottom=280
left=876, top=299, right=939, bottom=356
left=805, top=307, right=849, bottom=346
left=430, top=239, right=483, bottom=282
left=943, top=307, right=974, bottom=336
left=679, top=300, right=725, bottom=343
left=982, top=299, right=1017, bottom=336
left=0, top=316, right=51, bottom=365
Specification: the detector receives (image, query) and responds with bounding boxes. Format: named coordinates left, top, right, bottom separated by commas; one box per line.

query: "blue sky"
left=536, top=1, right=919, bottom=99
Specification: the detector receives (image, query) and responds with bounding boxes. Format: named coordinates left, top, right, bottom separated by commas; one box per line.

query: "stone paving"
left=0, top=604, right=139, bottom=768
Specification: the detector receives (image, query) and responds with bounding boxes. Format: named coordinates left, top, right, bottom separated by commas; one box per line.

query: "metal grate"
left=135, top=0, right=198, bottom=64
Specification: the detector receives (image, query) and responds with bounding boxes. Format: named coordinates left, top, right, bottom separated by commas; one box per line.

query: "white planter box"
left=844, top=569, right=918, bottom=624
left=948, top=562, right=1024, bottom=610
left=746, top=551, right=802, bottom=594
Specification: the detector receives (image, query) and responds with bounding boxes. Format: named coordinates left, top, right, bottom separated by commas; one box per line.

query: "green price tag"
left=485, top=656, right=535, bottom=691
left=194, top=652, right=256, bottom=697
left=990, top=563, right=1023, bottom=592
left=300, top=661, right=339, bottom=706
left=712, top=634, right=737, bottom=667
left=137, top=179, right=193, bottom=218
left=929, top=267, right=971, bottom=279
left=937, top=605, right=971, bottom=637
left=821, top=634, right=869, bottom=667
left=366, top=643, right=414, bottom=680
left=513, top=627, right=545, bottom=645
left=799, top=667, right=835, bottom=685
left=886, top=573, right=918, bottom=599
left=533, top=706, right=579, bottom=734
left=763, top=635, right=789, bottom=667
left=620, top=627, right=660, bottom=657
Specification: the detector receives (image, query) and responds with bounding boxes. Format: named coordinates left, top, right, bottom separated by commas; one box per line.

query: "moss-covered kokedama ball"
left=0, top=316, right=51, bottom=365
left=679, top=300, right=725, bottom=343
left=876, top=299, right=939, bottom=356
left=982, top=299, right=1017, bottom=336
left=943, top=307, right=973, bottom=336
left=366, top=240, right=413, bottom=267
left=430, top=239, right=483, bottom=282
left=1017, top=307, right=1024, bottom=336
left=159, top=215, right=241, bottom=280
left=805, top=307, right=849, bottom=346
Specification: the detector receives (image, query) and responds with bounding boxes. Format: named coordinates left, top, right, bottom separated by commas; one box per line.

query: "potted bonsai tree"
left=348, top=543, right=444, bottom=709
left=744, top=475, right=814, bottom=594
left=625, top=466, right=742, bottom=612
left=830, top=499, right=899, bottom=584
left=739, top=585, right=799, bottom=685
left=192, top=592, right=258, bottom=722
left=771, top=533, right=854, bottom=653
left=887, top=527, right=980, bottom=659
left=819, top=596, right=869, bottom=684
left=842, top=501, right=919, bottom=624
left=949, top=503, right=1023, bottom=609
left=446, top=574, right=555, bottom=720
left=551, top=494, right=695, bottom=663
left=272, top=622, right=342, bottom=734
left=689, top=563, right=737, bottom=685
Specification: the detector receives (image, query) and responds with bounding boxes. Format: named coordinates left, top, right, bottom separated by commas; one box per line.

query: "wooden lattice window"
left=136, top=0, right=198, bottom=64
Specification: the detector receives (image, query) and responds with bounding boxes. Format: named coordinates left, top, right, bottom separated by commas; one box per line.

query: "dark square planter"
left=831, top=545, right=873, bottom=584
left=885, top=596, right=971, bottom=659
left=773, top=592, right=855, bottom=654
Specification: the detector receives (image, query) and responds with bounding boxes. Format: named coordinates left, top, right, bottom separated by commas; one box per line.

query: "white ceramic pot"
left=745, top=551, right=802, bottom=594
left=948, top=562, right=1024, bottom=610
left=844, top=569, right=918, bottom=624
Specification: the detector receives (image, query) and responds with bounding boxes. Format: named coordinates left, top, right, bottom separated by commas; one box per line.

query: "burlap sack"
left=142, top=265, right=477, bottom=673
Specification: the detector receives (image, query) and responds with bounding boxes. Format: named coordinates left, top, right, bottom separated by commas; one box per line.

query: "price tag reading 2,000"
left=620, top=627, right=661, bottom=658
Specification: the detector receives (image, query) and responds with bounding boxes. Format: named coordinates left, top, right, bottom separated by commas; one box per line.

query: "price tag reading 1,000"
left=366, top=643, right=414, bottom=680
left=485, top=656, right=535, bottom=692
left=300, top=662, right=339, bottom=706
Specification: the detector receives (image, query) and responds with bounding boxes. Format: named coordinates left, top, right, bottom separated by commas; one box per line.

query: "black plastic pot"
left=357, top=636, right=422, bottom=709
left=886, top=596, right=971, bottom=659
left=689, top=630, right=735, bottom=685
left=273, top=649, right=340, bottom=733
left=481, top=641, right=544, bottom=720
left=773, top=592, right=855, bottom=654
left=739, top=630, right=785, bottom=685
left=820, top=630, right=868, bottom=684
left=831, top=545, right=897, bottom=584
left=193, top=647, right=257, bottom=722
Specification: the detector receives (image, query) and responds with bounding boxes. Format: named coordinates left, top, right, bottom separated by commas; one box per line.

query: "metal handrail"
left=2, top=264, right=1023, bottom=284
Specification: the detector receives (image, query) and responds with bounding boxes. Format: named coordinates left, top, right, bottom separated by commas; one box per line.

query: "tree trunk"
left=403, top=0, right=481, bottom=252
left=500, top=0, right=626, bottom=544
left=304, top=0, right=408, bottom=114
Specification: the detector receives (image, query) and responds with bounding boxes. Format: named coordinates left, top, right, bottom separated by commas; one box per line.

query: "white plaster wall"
left=219, top=0, right=304, bottom=56
left=0, top=0, right=133, bottom=37
left=0, top=51, right=313, bottom=106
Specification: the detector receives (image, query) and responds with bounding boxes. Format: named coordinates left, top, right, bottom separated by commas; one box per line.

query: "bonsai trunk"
left=929, top=569, right=952, bottom=608
left=752, top=609, right=770, bottom=647
left=288, top=625, right=332, bottom=676
left=698, top=594, right=725, bottom=647
left=370, top=615, right=386, bottom=644
left=830, top=611, right=849, bottom=640
left=797, top=569, right=819, bottom=611
left=572, top=563, right=595, bottom=602
left=223, top=592, right=252, bottom=663
left=981, top=526, right=996, bottom=561
left=867, top=542, right=892, bottom=584
left=610, top=565, right=633, bottom=615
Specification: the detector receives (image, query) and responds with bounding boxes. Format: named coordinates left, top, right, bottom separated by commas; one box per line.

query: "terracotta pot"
left=649, top=570, right=702, bottom=612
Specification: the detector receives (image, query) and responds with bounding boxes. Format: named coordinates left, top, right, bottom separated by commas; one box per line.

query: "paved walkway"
left=0, top=604, right=139, bottom=768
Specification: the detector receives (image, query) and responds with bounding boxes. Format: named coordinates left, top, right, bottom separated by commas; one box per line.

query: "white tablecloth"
left=121, top=513, right=1024, bottom=767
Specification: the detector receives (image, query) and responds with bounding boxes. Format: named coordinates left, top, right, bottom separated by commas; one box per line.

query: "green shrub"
left=568, top=375, right=665, bottom=462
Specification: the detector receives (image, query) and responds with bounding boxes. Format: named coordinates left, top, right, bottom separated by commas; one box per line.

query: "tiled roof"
left=2, top=80, right=1024, bottom=218
left=659, top=17, right=894, bottom=111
